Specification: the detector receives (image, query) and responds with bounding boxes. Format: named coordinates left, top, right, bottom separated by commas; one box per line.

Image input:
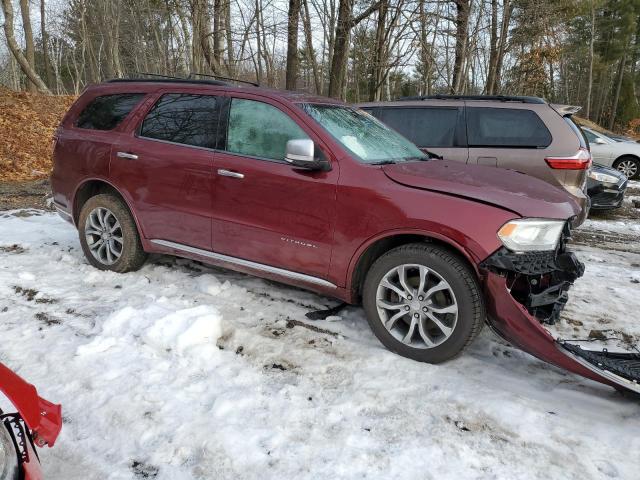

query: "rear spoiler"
left=550, top=104, right=582, bottom=116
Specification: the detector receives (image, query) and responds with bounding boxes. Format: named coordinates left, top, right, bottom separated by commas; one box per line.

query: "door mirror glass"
left=285, top=139, right=330, bottom=171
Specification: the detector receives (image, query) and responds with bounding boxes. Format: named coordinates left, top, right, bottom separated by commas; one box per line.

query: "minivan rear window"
left=563, top=116, right=588, bottom=149
left=76, top=93, right=144, bottom=130
left=373, top=107, right=459, bottom=147
left=467, top=107, right=552, bottom=148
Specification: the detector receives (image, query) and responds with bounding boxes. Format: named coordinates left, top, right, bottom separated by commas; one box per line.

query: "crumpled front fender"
left=0, top=363, right=62, bottom=447
left=483, top=272, right=618, bottom=388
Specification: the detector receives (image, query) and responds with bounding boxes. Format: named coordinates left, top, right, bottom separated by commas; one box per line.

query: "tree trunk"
left=494, top=0, right=511, bottom=93
left=41, top=0, right=53, bottom=87
left=609, top=51, right=627, bottom=131
left=368, top=0, right=388, bottom=101
left=486, top=0, right=498, bottom=94
left=19, top=0, right=37, bottom=92
left=586, top=0, right=595, bottom=118
left=451, top=0, right=470, bottom=94
left=225, top=0, right=234, bottom=74
left=1, top=0, right=50, bottom=93
left=328, top=0, right=380, bottom=98
left=302, top=0, right=321, bottom=93
left=286, top=0, right=301, bottom=90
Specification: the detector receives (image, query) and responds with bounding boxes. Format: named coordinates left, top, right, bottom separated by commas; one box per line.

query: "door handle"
left=117, top=151, right=138, bottom=160
left=217, top=169, right=244, bottom=179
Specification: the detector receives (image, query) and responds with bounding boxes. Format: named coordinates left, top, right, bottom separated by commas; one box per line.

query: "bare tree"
left=1, top=0, right=50, bottom=93
left=451, top=0, right=470, bottom=94
left=286, top=0, right=301, bottom=89
left=328, top=0, right=381, bottom=98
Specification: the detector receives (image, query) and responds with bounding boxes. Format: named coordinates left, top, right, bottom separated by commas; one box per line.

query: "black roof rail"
left=397, top=94, right=546, bottom=104
left=189, top=72, right=259, bottom=87
left=106, top=77, right=229, bottom=87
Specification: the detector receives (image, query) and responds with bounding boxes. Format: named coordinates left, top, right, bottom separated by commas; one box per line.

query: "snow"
left=1, top=210, right=639, bottom=480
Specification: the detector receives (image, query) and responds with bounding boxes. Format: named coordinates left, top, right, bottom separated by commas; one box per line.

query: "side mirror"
left=285, top=139, right=330, bottom=171
left=594, top=137, right=606, bottom=145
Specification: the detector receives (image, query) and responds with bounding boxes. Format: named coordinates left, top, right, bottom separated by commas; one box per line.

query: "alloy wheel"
left=375, top=264, right=458, bottom=349
left=616, top=159, right=638, bottom=178
left=84, top=207, right=123, bottom=265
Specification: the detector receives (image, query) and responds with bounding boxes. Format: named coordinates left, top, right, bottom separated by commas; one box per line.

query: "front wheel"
left=613, top=156, right=640, bottom=180
left=78, top=194, right=148, bottom=273
left=362, top=243, right=484, bottom=364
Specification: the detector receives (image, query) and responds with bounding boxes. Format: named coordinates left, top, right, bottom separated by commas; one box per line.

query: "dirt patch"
left=0, top=88, right=76, bottom=181
left=0, top=244, right=26, bottom=254
left=571, top=228, right=640, bottom=254
left=35, top=312, right=61, bottom=326
left=0, top=179, right=53, bottom=211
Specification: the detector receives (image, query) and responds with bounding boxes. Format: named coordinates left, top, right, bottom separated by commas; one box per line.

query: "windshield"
left=301, top=104, right=427, bottom=164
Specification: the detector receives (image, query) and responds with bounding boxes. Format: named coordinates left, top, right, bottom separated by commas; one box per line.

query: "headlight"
left=0, top=422, right=19, bottom=480
left=588, top=170, right=619, bottom=183
left=497, top=219, right=565, bottom=252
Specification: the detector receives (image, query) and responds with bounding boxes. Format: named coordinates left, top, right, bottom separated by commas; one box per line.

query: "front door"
left=111, top=92, right=225, bottom=250
left=211, top=96, right=338, bottom=279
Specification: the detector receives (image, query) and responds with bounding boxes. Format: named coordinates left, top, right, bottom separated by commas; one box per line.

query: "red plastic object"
left=0, top=363, right=62, bottom=447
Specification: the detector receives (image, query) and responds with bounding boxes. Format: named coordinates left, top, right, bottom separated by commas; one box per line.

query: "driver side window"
left=226, top=98, right=310, bottom=161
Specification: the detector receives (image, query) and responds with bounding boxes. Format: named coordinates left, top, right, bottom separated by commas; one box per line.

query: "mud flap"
left=558, top=342, right=640, bottom=394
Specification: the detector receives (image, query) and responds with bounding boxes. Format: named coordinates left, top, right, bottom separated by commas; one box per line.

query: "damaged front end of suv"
left=480, top=219, right=640, bottom=394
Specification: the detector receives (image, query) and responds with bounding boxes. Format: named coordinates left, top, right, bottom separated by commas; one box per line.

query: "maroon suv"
left=51, top=78, right=639, bottom=394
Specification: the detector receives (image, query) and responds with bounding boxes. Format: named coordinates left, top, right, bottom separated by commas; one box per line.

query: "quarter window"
left=76, top=93, right=144, bottom=130
left=140, top=94, right=224, bottom=149
left=226, top=99, right=309, bottom=160
left=373, top=107, right=459, bottom=147
left=466, top=107, right=552, bottom=148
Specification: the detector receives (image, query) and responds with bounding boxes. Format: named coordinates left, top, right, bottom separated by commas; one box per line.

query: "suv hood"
left=383, top=160, right=581, bottom=220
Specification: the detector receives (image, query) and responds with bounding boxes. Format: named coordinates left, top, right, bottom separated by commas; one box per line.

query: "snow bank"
left=1, top=210, right=639, bottom=480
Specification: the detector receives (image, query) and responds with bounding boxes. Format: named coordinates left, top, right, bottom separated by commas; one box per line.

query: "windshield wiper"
left=370, top=160, right=397, bottom=165
left=422, top=150, right=443, bottom=160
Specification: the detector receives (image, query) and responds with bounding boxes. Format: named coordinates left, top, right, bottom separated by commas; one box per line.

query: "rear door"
left=465, top=105, right=553, bottom=170
left=210, top=95, right=338, bottom=279
left=368, top=105, right=468, bottom=163
left=111, top=92, right=225, bottom=250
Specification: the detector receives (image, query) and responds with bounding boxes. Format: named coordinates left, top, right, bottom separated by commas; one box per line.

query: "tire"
left=362, top=243, right=484, bottom=364
left=613, top=156, right=640, bottom=180
left=78, top=193, right=147, bottom=273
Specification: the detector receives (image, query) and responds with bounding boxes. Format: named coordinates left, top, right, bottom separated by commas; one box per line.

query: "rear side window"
left=570, top=121, right=591, bottom=149
left=374, top=107, right=459, bottom=147
left=226, top=98, right=309, bottom=161
left=140, top=94, right=224, bottom=149
left=467, top=107, right=552, bottom=148
left=76, top=94, right=144, bottom=130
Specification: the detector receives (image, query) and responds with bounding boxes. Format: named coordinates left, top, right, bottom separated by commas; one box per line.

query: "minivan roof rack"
left=397, top=94, right=546, bottom=104
left=188, top=72, right=259, bottom=87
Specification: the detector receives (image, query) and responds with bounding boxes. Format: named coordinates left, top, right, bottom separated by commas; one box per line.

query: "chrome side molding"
left=150, top=239, right=337, bottom=289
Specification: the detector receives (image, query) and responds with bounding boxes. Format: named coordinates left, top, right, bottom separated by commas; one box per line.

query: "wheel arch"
left=347, top=230, right=481, bottom=304
left=72, top=178, right=143, bottom=236
left=613, top=153, right=640, bottom=166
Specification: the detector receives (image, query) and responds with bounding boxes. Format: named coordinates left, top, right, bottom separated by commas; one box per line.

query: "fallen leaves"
left=0, top=87, right=76, bottom=181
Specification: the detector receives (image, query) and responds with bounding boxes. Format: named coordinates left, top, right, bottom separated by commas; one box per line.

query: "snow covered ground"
left=1, top=209, right=639, bottom=480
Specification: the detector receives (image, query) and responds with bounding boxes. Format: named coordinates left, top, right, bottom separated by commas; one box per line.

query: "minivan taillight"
left=545, top=148, right=592, bottom=170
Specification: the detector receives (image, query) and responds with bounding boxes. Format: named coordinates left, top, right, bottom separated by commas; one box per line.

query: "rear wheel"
left=613, top=156, right=640, bottom=180
left=362, top=243, right=484, bottom=363
left=78, top=194, right=147, bottom=272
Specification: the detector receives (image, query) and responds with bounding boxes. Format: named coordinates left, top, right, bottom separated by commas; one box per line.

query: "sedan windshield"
left=301, top=104, right=427, bottom=164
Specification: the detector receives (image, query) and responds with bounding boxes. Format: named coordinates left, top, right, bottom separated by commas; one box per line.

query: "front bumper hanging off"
left=481, top=246, right=640, bottom=394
